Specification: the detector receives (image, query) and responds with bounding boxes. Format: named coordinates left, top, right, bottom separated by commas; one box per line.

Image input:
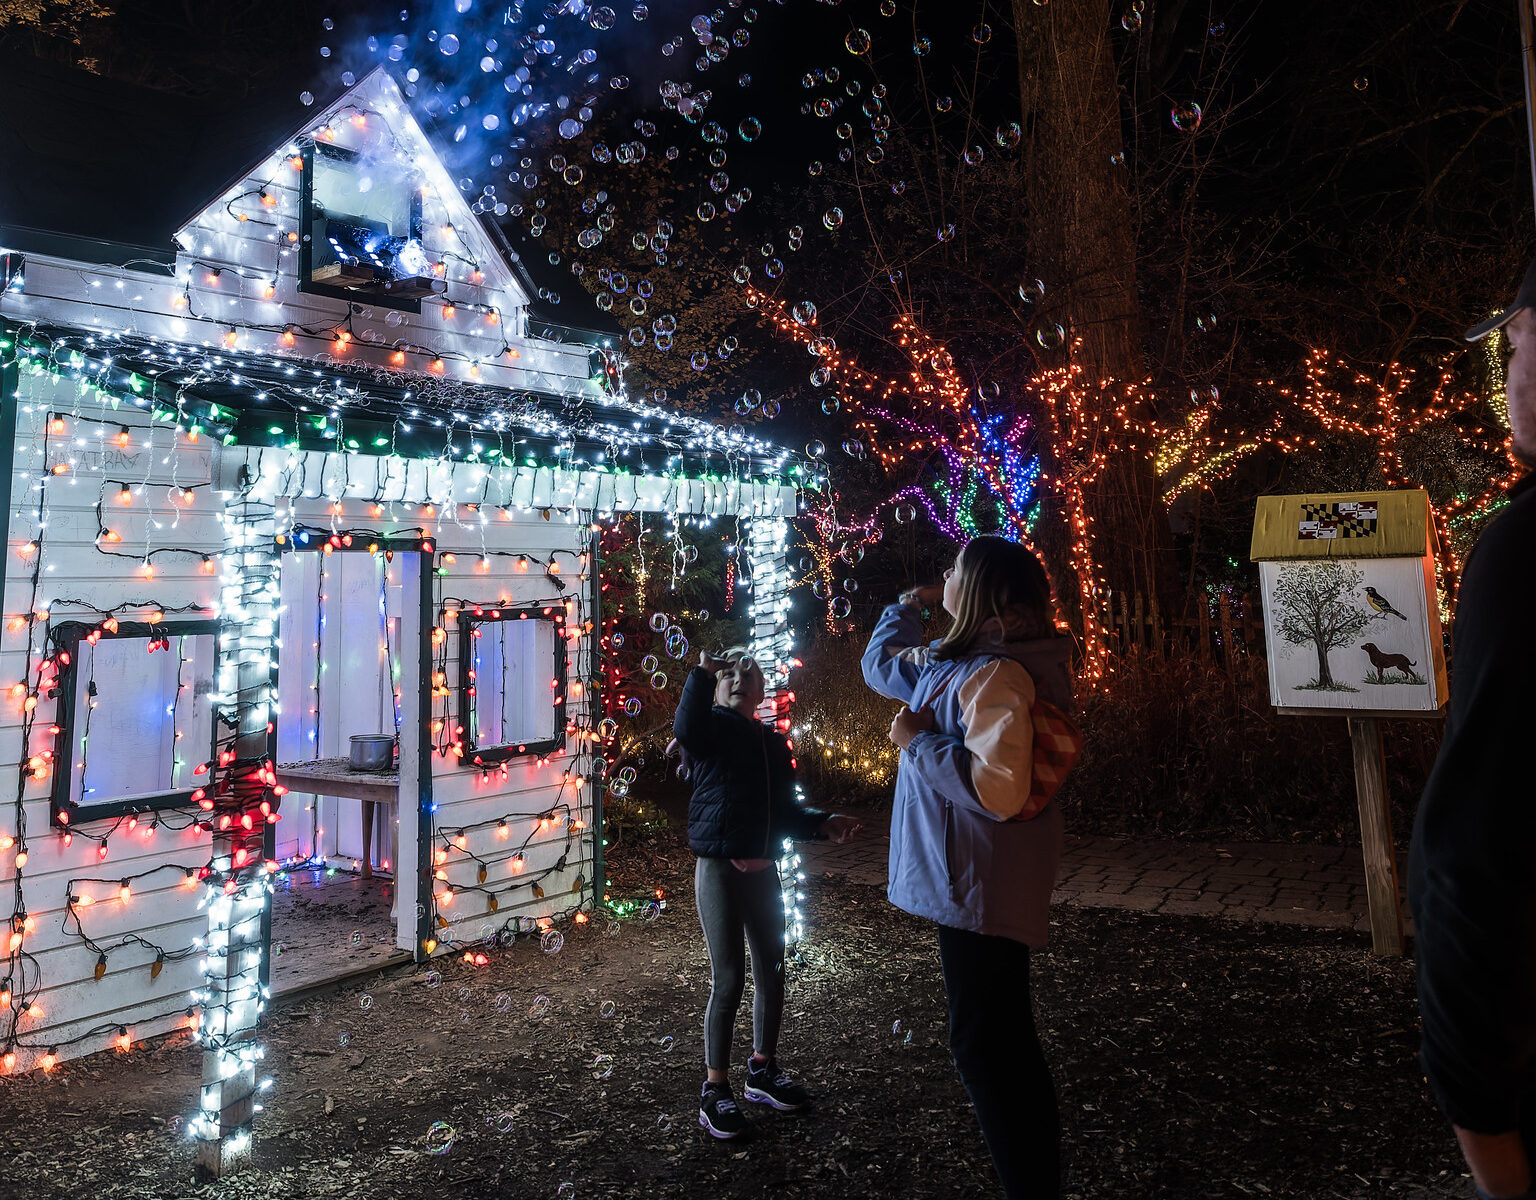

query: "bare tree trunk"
left=1013, top=0, right=1175, bottom=613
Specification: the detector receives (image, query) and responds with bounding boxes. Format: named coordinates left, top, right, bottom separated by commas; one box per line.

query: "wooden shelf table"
left=275, top=758, right=400, bottom=887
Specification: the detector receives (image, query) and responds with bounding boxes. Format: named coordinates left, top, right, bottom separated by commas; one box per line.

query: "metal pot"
left=348, top=734, right=396, bottom=772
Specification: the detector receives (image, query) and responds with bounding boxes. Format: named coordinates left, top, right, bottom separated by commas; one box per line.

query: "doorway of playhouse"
left=267, top=545, right=426, bottom=993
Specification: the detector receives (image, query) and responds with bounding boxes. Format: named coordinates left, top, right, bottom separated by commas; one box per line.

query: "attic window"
left=299, top=141, right=434, bottom=309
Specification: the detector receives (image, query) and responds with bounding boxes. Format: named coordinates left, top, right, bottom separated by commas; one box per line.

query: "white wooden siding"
left=0, top=368, right=222, bottom=1070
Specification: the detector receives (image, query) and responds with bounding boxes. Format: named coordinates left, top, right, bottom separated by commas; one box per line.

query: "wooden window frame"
left=457, top=605, right=567, bottom=766
left=48, top=618, right=221, bottom=827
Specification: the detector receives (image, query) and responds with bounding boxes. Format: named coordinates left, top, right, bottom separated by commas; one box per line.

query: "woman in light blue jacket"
left=862, top=534, right=1071, bottom=1199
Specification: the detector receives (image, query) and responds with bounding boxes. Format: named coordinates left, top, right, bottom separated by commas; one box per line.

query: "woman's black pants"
left=937, top=923, right=1061, bottom=1199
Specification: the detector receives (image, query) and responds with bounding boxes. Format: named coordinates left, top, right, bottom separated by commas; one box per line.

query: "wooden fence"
left=1096, top=589, right=1267, bottom=677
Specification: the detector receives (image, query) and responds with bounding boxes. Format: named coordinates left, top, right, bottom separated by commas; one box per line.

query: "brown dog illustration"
left=1361, top=642, right=1417, bottom=683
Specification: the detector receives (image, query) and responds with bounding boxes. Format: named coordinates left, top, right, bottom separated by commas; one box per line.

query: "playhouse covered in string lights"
left=0, top=60, right=805, bottom=1176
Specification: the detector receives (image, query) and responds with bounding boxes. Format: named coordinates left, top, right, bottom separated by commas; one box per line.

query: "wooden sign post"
left=1250, top=489, right=1449, bottom=957
left=1346, top=717, right=1404, bottom=956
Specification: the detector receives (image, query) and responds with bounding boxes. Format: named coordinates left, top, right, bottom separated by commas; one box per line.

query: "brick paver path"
left=801, top=810, right=1394, bottom=935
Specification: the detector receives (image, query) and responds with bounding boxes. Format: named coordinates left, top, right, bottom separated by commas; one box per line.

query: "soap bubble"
left=351, top=930, right=363, bottom=947
left=495, top=992, right=511, bottom=1012
left=1110, top=151, right=1126, bottom=166
left=996, top=123, right=1022, bottom=151
left=1018, top=278, right=1046, bottom=306
left=659, top=1034, right=676, bottom=1052
left=845, top=28, right=871, bottom=54
left=1121, top=9, right=1142, bottom=31
left=557, top=1184, right=576, bottom=1200
left=1170, top=102, right=1203, bottom=133
left=590, top=5, right=616, bottom=28
left=1208, top=20, right=1225, bottom=36
left=738, top=117, right=762, bottom=141
left=913, top=36, right=931, bottom=55
left=494, top=1111, right=514, bottom=1133
left=339, top=1031, right=351, bottom=1046
left=792, top=300, right=817, bottom=325
left=611, top=632, right=625, bottom=647
left=438, top=34, right=460, bottom=55
left=823, top=207, right=844, bottom=231
left=657, top=1113, right=674, bottom=1131
left=649, top=613, right=668, bottom=631
left=830, top=597, right=852, bottom=619
left=1035, top=322, right=1066, bottom=350
left=299, top=91, right=315, bottom=106
left=529, top=994, right=551, bottom=1018
left=1353, top=76, right=1369, bottom=91
left=541, top=930, right=565, bottom=955
left=591, top=1053, right=615, bottom=1079
left=972, top=21, right=992, bottom=42
left=425, top=1121, right=456, bottom=1154
left=623, top=697, right=642, bottom=717
left=806, top=440, right=826, bottom=458
left=426, top=970, right=442, bottom=988
left=360, top=993, right=374, bottom=1011
left=598, top=717, right=618, bottom=739
left=894, top=502, right=917, bottom=524
left=643, top=900, right=662, bottom=921
left=559, top=118, right=584, bottom=139
left=600, top=999, right=616, bottom=1018
left=641, top=654, right=659, bottom=673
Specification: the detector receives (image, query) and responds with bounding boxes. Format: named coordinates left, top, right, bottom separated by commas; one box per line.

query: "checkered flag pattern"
left=1299, top=501, right=1379, bottom=538
left=1016, top=698, right=1084, bottom=820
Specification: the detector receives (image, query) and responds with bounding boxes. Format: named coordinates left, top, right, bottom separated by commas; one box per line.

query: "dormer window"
left=299, top=141, right=436, bottom=308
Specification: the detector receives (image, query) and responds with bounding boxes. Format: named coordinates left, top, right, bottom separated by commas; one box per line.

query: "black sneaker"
left=743, top=1056, right=811, bottom=1111
left=699, top=1081, right=747, bottom=1139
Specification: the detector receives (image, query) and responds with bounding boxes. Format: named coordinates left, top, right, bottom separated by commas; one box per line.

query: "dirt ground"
left=0, top=835, right=1465, bottom=1200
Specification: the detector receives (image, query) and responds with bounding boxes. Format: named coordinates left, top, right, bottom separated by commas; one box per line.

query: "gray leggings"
left=694, top=856, right=786, bottom=1071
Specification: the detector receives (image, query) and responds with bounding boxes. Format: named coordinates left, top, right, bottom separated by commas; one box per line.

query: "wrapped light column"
left=192, top=477, right=280, bottom=1180
left=742, top=517, right=803, bottom=947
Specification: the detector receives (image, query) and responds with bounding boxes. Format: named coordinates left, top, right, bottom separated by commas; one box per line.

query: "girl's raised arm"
left=673, top=664, right=725, bottom=755
left=861, top=601, right=927, bottom=704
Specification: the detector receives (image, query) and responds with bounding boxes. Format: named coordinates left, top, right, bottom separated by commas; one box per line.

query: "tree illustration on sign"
left=1271, top=561, right=1373, bottom=691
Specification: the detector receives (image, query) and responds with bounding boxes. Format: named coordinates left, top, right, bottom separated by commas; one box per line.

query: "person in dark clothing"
left=1410, top=258, right=1536, bottom=1200
left=672, top=647, right=862, bottom=1140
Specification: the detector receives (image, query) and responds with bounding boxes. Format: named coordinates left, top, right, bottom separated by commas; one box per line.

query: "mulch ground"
left=0, top=835, right=1464, bottom=1200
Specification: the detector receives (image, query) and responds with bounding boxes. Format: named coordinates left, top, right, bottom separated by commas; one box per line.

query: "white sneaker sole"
left=698, top=1110, right=745, bottom=1139
left=743, top=1084, right=807, bottom=1112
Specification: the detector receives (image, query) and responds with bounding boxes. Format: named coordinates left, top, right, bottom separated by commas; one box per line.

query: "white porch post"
left=742, top=516, right=804, bottom=945
left=193, top=475, right=280, bottom=1180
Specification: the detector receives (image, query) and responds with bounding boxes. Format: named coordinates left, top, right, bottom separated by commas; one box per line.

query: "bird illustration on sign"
left=1363, top=587, right=1408, bottom=621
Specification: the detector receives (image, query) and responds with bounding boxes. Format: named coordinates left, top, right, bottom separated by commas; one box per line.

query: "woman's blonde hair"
left=932, top=535, right=1056, bottom=661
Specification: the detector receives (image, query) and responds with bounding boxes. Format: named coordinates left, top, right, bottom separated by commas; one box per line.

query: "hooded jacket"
left=862, top=602, right=1072, bottom=947
left=673, top=666, right=827, bottom=859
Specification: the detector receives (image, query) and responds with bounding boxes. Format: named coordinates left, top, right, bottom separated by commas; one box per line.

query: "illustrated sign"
left=1258, top=555, right=1444, bottom=713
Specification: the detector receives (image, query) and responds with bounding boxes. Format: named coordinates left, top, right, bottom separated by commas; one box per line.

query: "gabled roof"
left=0, top=55, right=618, bottom=344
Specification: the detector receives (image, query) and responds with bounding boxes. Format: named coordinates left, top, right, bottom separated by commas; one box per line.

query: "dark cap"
left=1466, top=255, right=1536, bottom=341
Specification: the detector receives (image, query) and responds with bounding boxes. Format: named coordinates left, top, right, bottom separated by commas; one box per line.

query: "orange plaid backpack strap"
left=1024, top=695, right=1083, bottom=810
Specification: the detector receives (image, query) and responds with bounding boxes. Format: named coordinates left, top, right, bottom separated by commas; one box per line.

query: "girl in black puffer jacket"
left=672, top=647, right=861, bottom=1140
